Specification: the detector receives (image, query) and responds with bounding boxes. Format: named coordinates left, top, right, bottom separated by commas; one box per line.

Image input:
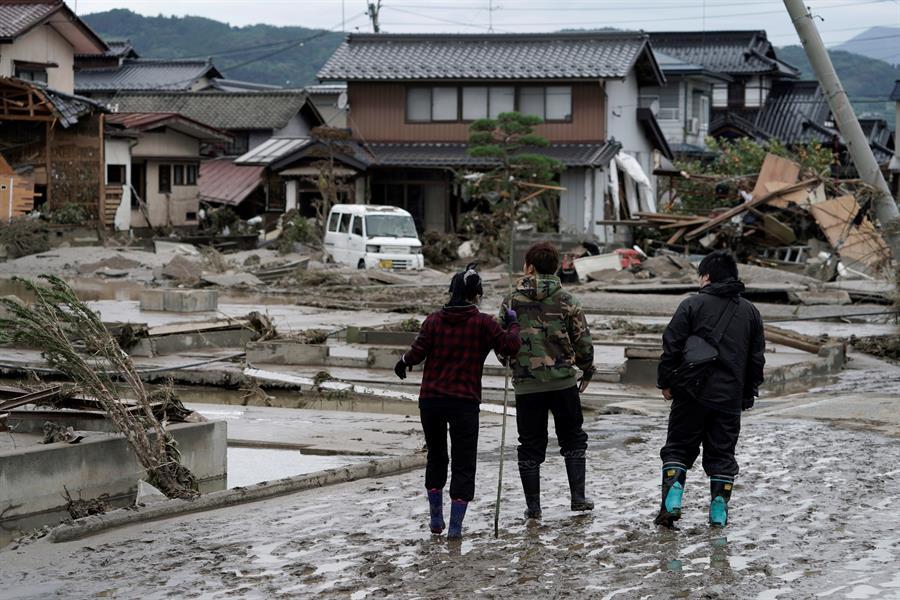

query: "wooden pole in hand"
left=494, top=184, right=517, bottom=539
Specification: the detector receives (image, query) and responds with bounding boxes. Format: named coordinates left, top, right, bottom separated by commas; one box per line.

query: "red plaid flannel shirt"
left=403, top=304, right=521, bottom=404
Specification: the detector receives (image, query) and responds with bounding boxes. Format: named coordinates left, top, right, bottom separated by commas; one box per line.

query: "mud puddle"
left=227, top=447, right=367, bottom=488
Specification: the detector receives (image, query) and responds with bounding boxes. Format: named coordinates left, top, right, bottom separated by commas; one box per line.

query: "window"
left=173, top=165, right=185, bottom=186
left=158, top=164, right=171, bottom=194
left=432, top=88, right=458, bottom=121
left=225, top=132, right=249, bottom=156
left=106, top=164, right=126, bottom=185
left=546, top=86, right=572, bottom=120
left=712, top=84, right=728, bottom=109
left=407, top=88, right=432, bottom=122
left=186, top=164, right=198, bottom=185
left=657, top=86, right=680, bottom=121
left=700, top=96, right=710, bottom=129
left=728, top=82, right=745, bottom=109
left=489, top=86, right=514, bottom=118
left=351, top=215, right=363, bottom=236
left=462, top=86, right=488, bottom=120
left=15, top=67, right=47, bottom=83
left=520, top=87, right=545, bottom=118
left=328, top=212, right=341, bottom=232
left=339, top=213, right=351, bottom=233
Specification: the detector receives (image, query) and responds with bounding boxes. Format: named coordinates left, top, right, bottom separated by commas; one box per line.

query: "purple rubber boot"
left=428, top=488, right=445, bottom=534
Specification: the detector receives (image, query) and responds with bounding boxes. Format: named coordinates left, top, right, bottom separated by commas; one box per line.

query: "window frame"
left=173, top=164, right=185, bottom=186
left=186, top=164, right=198, bottom=186
left=407, top=84, right=574, bottom=123
left=158, top=164, right=172, bottom=194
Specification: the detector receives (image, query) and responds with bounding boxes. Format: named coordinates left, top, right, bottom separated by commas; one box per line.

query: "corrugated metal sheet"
left=198, top=158, right=264, bottom=206
left=235, top=137, right=311, bottom=165
left=319, top=32, right=652, bottom=81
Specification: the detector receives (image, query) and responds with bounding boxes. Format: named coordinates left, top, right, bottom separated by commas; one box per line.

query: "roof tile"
left=75, top=59, right=219, bottom=92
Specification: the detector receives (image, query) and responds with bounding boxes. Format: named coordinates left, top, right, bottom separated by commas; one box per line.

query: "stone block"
left=139, top=289, right=218, bottom=313
left=246, top=341, right=328, bottom=365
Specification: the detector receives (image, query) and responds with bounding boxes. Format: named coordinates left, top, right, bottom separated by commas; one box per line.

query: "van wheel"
left=357, top=259, right=366, bottom=270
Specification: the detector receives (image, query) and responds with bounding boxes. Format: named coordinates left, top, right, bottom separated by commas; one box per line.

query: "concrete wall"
left=248, top=129, right=275, bottom=151
left=0, top=25, right=75, bottom=93
left=132, top=159, right=200, bottom=228
left=0, top=419, right=227, bottom=525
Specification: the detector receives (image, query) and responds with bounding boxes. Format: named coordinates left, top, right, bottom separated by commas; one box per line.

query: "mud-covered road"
left=3, top=411, right=900, bottom=599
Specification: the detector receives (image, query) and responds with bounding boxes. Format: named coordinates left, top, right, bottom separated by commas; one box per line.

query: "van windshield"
left=365, top=214, right=417, bottom=238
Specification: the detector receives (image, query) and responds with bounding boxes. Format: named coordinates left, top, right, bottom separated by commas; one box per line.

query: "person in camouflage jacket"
left=499, top=241, right=596, bottom=519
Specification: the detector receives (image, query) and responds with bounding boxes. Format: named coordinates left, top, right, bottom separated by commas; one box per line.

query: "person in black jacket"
left=654, top=251, right=765, bottom=528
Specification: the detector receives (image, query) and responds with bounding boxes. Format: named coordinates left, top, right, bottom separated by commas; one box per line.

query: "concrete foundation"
left=0, top=413, right=227, bottom=540
left=130, top=329, right=255, bottom=357
left=139, top=289, right=218, bottom=313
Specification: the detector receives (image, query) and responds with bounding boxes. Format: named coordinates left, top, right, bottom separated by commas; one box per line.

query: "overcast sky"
left=70, top=0, right=900, bottom=48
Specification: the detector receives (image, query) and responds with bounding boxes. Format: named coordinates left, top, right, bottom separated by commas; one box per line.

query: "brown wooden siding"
left=348, top=81, right=606, bottom=143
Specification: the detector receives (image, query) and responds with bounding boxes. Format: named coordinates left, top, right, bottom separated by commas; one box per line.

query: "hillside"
left=81, top=9, right=345, bottom=86
left=835, top=26, right=900, bottom=66
left=776, top=45, right=897, bottom=123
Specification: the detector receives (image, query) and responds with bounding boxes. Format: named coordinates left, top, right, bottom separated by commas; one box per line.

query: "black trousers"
left=516, top=385, right=588, bottom=468
left=419, top=401, right=479, bottom=502
left=660, top=397, right=741, bottom=477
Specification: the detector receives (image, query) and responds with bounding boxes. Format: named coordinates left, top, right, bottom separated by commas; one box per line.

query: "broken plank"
left=666, top=228, right=687, bottom=245
left=764, top=324, right=823, bottom=354
left=147, top=319, right=251, bottom=337
left=685, top=178, right=818, bottom=240
left=659, top=218, right=708, bottom=230
left=752, top=154, right=800, bottom=201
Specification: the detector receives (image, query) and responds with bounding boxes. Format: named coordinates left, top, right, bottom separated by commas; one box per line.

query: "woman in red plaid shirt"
left=394, top=263, right=521, bottom=539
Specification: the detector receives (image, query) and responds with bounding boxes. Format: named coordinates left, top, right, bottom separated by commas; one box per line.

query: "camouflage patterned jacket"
left=499, top=274, right=594, bottom=395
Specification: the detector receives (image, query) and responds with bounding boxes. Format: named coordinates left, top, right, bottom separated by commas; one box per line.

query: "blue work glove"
left=503, top=308, right=518, bottom=328
left=394, top=357, right=408, bottom=380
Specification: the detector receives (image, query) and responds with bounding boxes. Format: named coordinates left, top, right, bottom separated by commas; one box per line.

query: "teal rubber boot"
left=709, top=476, right=734, bottom=527
left=654, top=463, right=687, bottom=528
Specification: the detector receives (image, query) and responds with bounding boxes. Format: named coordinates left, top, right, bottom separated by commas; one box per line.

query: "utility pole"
left=783, top=0, right=900, bottom=261
left=367, top=0, right=382, bottom=33
left=488, top=0, right=494, bottom=32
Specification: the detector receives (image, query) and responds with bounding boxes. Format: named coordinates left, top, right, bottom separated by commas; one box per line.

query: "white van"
left=323, top=204, right=425, bottom=270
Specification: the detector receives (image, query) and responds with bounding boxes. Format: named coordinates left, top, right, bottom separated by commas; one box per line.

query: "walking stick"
left=494, top=187, right=517, bottom=539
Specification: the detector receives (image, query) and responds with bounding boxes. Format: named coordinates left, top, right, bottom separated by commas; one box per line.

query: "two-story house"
left=649, top=31, right=800, bottom=139
left=641, top=51, right=730, bottom=155
left=314, top=32, right=670, bottom=238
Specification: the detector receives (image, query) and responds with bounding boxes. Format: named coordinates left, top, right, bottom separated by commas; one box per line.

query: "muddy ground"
left=2, top=408, right=900, bottom=599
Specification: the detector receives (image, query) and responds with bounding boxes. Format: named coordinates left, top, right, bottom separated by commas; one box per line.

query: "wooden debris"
left=0, top=155, right=38, bottom=222
left=764, top=325, right=825, bottom=354
left=751, top=154, right=801, bottom=204
left=809, top=195, right=891, bottom=274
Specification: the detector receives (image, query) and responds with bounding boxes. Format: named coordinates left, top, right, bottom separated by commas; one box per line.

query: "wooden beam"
left=45, top=120, right=52, bottom=208
left=659, top=218, right=709, bottom=230
left=517, top=181, right=567, bottom=191
left=684, top=178, right=818, bottom=240
left=98, top=113, right=105, bottom=226
left=0, top=114, right=55, bottom=122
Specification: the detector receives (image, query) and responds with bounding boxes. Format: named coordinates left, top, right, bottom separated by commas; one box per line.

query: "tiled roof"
left=75, top=59, right=221, bottom=92
left=318, top=32, right=660, bottom=82
left=753, top=80, right=832, bottom=144
left=105, top=90, right=321, bottom=131
left=105, top=111, right=230, bottom=142
left=365, top=142, right=621, bottom=168
left=199, top=158, right=264, bottom=206
left=43, top=86, right=102, bottom=127
left=235, top=137, right=312, bottom=166
left=0, top=1, right=58, bottom=39
left=649, top=31, right=799, bottom=77
left=206, top=78, right=282, bottom=92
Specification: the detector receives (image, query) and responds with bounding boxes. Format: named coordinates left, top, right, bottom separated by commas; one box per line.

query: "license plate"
left=378, top=259, right=393, bottom=269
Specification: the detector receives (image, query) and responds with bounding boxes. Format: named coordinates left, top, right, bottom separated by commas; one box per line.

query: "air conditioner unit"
left=687, top=117, right=700, bottom=135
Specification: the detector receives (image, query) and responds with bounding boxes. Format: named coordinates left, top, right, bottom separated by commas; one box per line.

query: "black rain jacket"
left=657, top=279, right=766, bottom=413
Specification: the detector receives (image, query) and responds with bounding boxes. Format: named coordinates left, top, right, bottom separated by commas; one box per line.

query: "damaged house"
left=0, top=0, right=109, bottom=219
left=305, top=31, right=673, bottom=240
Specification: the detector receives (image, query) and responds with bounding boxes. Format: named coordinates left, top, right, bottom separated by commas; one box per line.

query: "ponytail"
left=448, top=262, right=483, bottom=306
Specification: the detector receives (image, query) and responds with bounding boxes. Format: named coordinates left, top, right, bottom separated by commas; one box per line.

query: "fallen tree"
left=0, top=275, right=199, bottom=499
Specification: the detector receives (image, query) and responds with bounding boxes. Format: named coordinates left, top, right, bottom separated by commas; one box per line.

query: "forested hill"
left=81, top=9, right=346, bottom=86
left=776, top=45, right=898, bottom=123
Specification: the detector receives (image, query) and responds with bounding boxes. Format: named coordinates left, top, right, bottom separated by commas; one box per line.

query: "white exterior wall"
left=131, top=129, right=199, bottom=158
left=559, top=166, right=609, bottom=240
left=275, top=113, right=311, bottom=137
left=247, top=130, right=275, bottom=151
left=104, top=138, right=132, bottom=231
left=606, top=72, right=655, bottom=195
left=1, top=25, right=75, bottom=93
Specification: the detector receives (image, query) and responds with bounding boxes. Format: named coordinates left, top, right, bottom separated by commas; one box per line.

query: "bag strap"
left=710, top=297, right=740, bottom=345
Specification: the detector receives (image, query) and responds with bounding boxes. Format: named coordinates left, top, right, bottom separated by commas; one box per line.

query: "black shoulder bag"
left=670, top=298, right=740, bottom=402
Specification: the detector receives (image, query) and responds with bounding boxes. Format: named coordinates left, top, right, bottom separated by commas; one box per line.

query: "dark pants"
left=660, top=397, right=741, bottom=477
left=419, top=401, right=479, bottom=502
left=516, top=386, right=588, bottom=467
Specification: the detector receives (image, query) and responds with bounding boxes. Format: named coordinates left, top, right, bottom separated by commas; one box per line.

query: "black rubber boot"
left=564, top=452, right=594, bottom=512
left=709, top=476, right=734, bottom=527
left=519, top=462, right=542, bottom=519
left=654, top=462, right=687, bottom=528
